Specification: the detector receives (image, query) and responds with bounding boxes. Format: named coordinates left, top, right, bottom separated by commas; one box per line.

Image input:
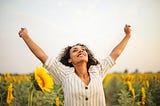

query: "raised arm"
left=18, top=28, right=48, bottom=64
left=109, top=24, right=132, bottom=61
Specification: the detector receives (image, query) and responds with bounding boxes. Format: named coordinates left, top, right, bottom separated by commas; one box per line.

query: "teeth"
left=78, top=54, right=84, bottom=57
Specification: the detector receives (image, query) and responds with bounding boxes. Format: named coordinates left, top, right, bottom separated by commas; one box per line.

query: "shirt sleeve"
left=99, top=56, right=115, bottom=79
left=43, top=57, right=65, bottom=85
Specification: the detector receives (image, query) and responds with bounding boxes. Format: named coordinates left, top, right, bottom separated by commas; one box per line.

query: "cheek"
left=69, top=53, right=75, bottom=59
left=86, top=56, right=89, bottom=61
left=69, top=51, right=74, bottom=58
left=69, top=53, right=77, bottom=62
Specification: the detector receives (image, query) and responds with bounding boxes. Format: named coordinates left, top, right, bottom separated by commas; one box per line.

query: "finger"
left=18, top=28, right=22, bottom=36
left=126, top=24, right=131, bottom=27
left=18, top=30, right=23, bottom=36
left=21, top=28, right=25, bottom=30
left=127, top=25, right=131, bottom=27
left=18, top=31, right=21, bottom=35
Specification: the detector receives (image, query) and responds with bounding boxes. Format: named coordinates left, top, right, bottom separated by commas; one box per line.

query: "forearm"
left=22, top=35, right=48, bottom=64
left=110, top=34, right=131, bottom=61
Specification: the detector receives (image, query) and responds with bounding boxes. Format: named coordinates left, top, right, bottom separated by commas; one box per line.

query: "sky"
left=0, top=0, right=160, bottom=74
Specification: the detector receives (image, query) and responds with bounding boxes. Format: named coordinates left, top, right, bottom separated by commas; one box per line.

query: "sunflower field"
left=0, top=68, right=160, bottom=106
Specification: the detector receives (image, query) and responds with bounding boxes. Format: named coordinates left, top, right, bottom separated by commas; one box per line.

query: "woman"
left=18, top=24, right=131, bottom=106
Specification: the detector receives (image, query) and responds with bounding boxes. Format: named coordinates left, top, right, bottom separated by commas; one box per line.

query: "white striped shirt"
left=44, top=56, right=115, bottom=106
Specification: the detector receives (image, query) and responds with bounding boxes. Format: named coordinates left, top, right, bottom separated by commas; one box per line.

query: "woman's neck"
left=75, top=63, right=90, bottom=85
left=74, top=63, right=88, bottom=78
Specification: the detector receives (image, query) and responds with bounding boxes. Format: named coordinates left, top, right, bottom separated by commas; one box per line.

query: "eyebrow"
left=71, top=46, right=85, bottom=50
left=71, top=47, right=79, bottom=51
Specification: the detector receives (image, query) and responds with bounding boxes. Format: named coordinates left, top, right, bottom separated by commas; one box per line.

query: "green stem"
left=0, top=92, right=6, bottom=105
left=0, top=95, right=2, bottom=106
left=28, top=86, right=33, bottom=106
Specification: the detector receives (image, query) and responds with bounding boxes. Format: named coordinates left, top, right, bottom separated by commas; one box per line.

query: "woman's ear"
left=68, top=58, right=72, bottom=63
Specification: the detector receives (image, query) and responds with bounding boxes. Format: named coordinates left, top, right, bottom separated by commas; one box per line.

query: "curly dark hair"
left=59, top=43, right=99, bottom=70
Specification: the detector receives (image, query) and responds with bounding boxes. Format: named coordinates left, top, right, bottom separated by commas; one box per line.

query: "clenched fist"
left=124, top=24, right=131, bottom=37
left=18, top=28, right=29, bottom=38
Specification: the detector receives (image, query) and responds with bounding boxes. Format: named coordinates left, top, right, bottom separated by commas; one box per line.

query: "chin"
left=79, top=59, right=88, bottom=63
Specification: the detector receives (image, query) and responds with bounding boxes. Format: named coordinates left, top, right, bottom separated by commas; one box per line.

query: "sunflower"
left=55, top=96, right=60, bottom=106
left=6, top=83, right=14, bottom=104
left=34, top=66, right=54, bottom=92
left=141, top=87, right=146, bottom=105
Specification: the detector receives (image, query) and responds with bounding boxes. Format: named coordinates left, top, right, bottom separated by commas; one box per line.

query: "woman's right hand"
left=18, top=28, right=29, bottom=38
left=18, top=27, right=48, bottom=63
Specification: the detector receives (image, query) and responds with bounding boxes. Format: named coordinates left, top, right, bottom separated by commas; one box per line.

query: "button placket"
left=85, top=86, right=88, bottom=101
left=85, top=86, right=88, bottom=89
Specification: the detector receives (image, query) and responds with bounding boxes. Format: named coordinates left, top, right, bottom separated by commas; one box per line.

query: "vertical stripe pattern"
left=43, top=56, right=115, bottom=106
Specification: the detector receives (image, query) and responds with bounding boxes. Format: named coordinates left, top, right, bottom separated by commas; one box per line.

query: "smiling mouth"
left=77, top=54, right=85, bottom=57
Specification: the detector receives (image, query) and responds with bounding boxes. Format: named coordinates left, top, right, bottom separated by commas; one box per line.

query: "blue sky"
left=0, top=0, right=160, bottom=74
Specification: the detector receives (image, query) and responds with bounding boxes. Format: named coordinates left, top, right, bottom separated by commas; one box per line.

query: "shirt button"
left=85, top=97, right=88, bottom=101
left=85, top=87, right=88, bottom=89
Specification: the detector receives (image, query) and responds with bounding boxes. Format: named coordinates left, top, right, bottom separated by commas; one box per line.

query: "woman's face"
left=68, top=45, right=88, bottom=65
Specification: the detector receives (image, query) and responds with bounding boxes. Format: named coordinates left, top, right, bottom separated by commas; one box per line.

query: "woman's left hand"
left=124, top=24, right=131, bottom=37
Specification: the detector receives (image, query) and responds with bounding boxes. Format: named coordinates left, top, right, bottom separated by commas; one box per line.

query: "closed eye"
left=82, top=48, right=86, bottom=51
left=72, top=49, right=78, bottom=52
left=71, top=46, right=87, bottom=53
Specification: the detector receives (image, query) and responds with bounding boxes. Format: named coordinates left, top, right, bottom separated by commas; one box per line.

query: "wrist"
left=125, top=33, right=131, bottom=38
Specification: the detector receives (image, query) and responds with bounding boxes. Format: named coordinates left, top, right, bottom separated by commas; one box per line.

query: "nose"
left=78, top=48, right=84, bottom=53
